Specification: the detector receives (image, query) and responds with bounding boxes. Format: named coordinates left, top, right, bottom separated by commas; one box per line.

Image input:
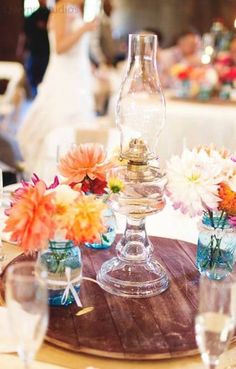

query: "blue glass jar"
left=39, top=240, right=82, bottom=306
left=175, top=79, right=191, bottom=99
left=85, top=207, right=116, bottom=250
left=196, top=214, right=236, bottom=280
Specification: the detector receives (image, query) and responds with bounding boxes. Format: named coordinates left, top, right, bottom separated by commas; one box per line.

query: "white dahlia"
left=166, top=148, right=221, bottom=217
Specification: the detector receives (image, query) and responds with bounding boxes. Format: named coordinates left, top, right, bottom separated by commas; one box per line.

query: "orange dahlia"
left=218, top=182, right=236, bottom=215
left=66, top=195, right=106, bottom=244
left=58, top=143, right=111, bottom=184
left=4, top=181, right=56, bottom=254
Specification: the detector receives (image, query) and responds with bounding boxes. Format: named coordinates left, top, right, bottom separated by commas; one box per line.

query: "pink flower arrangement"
left=4, top=177, right=107, bottom=254
left=166, top=146, right=236, bottom=226
left=4, top=143, right=123, bottom=254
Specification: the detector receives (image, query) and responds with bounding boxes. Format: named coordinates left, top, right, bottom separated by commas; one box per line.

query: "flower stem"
left=208, top=210, right=215, bottom=228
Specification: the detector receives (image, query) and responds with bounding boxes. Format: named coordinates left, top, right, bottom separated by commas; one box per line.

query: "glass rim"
left=129, top=33, right=158, bottom=43
left=199, top=273, right=236, bottom=286
left=6, top=261, right=47, bottom=282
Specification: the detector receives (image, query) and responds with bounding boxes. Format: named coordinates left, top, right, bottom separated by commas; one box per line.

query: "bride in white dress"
left=18, top=0, right=97, bottom=180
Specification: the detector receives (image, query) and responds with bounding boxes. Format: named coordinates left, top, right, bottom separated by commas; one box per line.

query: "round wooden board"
left=1, top=236, right=202, bottom=360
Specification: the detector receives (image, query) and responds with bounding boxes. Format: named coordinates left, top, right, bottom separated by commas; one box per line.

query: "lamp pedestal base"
left=97, top=217, right=169, bottom=298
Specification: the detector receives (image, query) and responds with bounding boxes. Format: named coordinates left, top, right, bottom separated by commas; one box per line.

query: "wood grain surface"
left=1, top=236, right=201, bottom=360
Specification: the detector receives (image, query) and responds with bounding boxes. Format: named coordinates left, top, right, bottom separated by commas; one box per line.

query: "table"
left=1, top=209, right=236, bottom=369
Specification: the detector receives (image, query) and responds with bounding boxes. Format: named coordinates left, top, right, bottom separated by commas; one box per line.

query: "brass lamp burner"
left=124, top=138, right=159, bottom=182
left=126, top=138, right=149, bottom=164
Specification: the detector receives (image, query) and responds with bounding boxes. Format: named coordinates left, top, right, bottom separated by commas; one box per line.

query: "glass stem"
left=0, top=240, right=5, bottom=274
left=24, top=359, right=31, bottom=369
left=21, top=351, right=33, bottom=369
left=116, top=216, right=153, bottom=262
left=207, top=365, right=216, bottom=369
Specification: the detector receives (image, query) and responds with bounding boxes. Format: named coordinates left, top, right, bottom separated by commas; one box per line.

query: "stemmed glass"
left=6, top=261, right=49, bottom=369
left=195, top=275, right=236, bottom=369
left=0, top=168, right=4, bottom=271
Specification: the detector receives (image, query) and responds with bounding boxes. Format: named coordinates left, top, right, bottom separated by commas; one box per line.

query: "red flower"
left=81, top=178, right=91, bottom=193
left=178, top=71, right=189, bottom=80
left=90, top=178, right=107, bottom=195
left=221, top=67, right=236, bottom=83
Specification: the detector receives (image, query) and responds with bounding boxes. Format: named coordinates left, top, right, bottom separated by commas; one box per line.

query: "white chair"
left=75, top=124, right=110, bottom=147
left=0, top=62, right=25, bottom=129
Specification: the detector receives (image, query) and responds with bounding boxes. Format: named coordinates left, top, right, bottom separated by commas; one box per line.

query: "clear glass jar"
left=39, top=240, right=82, bottom=306
left=196, top=214, right=236, bottom=280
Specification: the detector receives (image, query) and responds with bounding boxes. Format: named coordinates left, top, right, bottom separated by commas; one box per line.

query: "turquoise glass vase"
left=39, top=240, right=82, bottom=306
left=196, top=213, right=236, bottom=280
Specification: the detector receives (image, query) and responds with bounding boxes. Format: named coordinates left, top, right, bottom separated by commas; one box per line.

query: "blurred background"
left=1, top=0, right=236, bottom=61
left=0, top=0, right=236, bottom=185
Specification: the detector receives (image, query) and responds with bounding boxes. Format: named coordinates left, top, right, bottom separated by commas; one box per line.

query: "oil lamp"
left=97, top=34, right=168, bottom=298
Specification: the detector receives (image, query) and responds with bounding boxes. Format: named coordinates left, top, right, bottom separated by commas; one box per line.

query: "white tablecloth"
left=116, top=201, right=198, bottom=244
left=108, top=95, right=236, bottom=167
left=158, top=97, right=236, bottom=167
left=21, top=93, right=235, bottom=182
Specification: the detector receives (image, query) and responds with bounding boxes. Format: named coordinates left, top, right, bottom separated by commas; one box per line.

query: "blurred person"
left=89, top=0, right=116, bottom=67
left=160, top=29, right=201, bottom=87
left=90, top=0, right=117, bottom=115
left=18, top=0, right=97, bottom=179
left=17, top=0, right=50, bottom=97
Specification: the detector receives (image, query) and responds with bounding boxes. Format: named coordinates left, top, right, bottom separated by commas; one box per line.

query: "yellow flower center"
left=187, top=173, right=200, bottom=183
left=56, top=204, right=67, bottom=216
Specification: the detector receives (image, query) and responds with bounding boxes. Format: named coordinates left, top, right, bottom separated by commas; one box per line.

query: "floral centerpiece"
left=215, top=54, right=236, bottom=100
left=4, top=175, right=107, bottom=252
left=166, top=146, right=236, bottom=279
left=4, top=143, right=123, bottom=306
left=171, top=64, right=218, bottom=100
left=58, top=143, right=123, bottom=249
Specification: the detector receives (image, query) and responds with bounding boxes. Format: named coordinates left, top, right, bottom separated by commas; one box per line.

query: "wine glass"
left=0, top=168, right=4, bottom=271
left=56, top=142, right=77, bottom=164
left=6, top=261, right=49, bottom=369
left=195, top=274, right=236, bottom=369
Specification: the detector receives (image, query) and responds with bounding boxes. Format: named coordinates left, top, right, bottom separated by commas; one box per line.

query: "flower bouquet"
left=4, top=143, right=122, bottom=305
left=58, top=143, right=123, bottom=249
left=166, top=146, right=236, bottom=279
left=216, top=56, right=236, bottom=100
left=171, top=63, right=218, bottom=100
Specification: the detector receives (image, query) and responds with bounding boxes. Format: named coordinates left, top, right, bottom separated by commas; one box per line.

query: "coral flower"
left=58, top=143, right=111, bottom=184
left=4, top=181, right=56, bottom=254
left=218, top=183, right=236, bottom=215
left=66, top=195, right=106, bottom=244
